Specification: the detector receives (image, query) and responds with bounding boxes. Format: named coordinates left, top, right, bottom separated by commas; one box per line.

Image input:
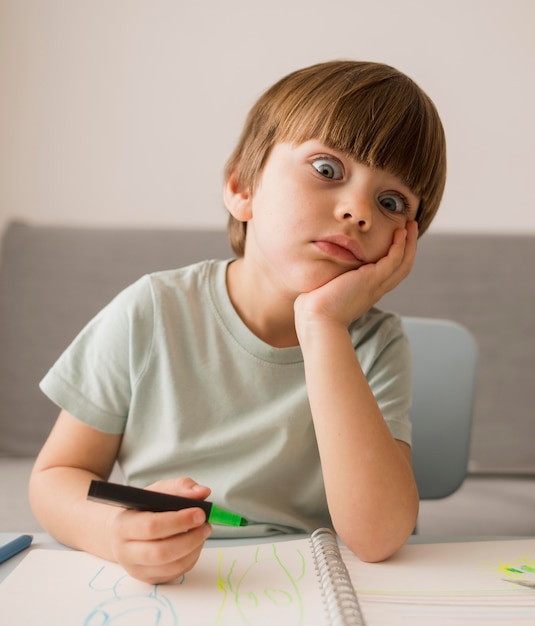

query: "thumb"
left=147, top=476, right=211, bottom=500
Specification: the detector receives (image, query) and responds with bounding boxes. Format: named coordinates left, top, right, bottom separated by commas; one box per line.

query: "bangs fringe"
left=273, top=71, right=444, bottom=206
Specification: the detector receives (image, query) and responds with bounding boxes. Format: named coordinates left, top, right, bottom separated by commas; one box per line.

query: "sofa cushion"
left=0, top=222, right=232, bottom=457
left=379, top=233, right=535, bottom=473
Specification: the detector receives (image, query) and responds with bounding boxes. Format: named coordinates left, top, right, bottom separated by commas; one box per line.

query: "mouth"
left=313, top=236, right=364, bottom=264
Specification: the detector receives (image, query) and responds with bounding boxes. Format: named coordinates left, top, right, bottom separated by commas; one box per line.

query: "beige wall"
left=1, top=0, right=534, bottom=234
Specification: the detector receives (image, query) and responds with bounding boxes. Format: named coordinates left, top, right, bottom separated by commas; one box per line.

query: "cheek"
left=254, top=193, right=307, bottom=237
left=368, top=223, right=399, bottom=262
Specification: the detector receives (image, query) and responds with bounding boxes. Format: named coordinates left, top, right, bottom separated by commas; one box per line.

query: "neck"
left=226, top=259, right=299, bottom=348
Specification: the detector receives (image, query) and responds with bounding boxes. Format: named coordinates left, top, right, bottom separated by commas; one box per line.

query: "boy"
left=29, top=60, right=446, bottom=584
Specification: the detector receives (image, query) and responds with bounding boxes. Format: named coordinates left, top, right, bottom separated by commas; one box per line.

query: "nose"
left=335, top=196, right=373, bottom=231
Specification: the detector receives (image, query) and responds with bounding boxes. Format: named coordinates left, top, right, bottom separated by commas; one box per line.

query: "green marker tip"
left=208, top=504, right=248, bottom=527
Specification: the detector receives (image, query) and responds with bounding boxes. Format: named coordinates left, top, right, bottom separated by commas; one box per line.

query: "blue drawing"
left=84, top=565, right=178, bottom=626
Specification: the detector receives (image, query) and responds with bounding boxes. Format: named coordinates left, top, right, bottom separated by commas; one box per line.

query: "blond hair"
left=225, top=60, right=446, bottom=257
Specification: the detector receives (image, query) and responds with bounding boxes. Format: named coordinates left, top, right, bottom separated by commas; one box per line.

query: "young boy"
left=29, top=60, right=446, bottom=584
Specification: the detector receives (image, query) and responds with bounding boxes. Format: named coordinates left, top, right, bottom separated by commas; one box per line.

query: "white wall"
left=1, top=0, right=534, bottom=234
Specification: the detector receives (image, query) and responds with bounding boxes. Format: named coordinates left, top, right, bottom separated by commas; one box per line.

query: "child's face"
left=232, top=139, right=420, bottom=295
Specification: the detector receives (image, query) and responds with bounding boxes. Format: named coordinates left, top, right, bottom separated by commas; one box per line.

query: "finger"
left=127, top=521, right=211, bottom=567
left=371, top=229, right=407, bottom=285
left=370, top=227, right=415, bottom=297
left=398, top=222, right=418, bottom=278
left=127, top=547, right=203, bottom=584
left=406, top=218, right=419, bottom=240
left=147, top=476, right=211, bottom=500
left=123, top=524, right=211, bottom=584
left=384, top=222, right=418, bottom=280
left=402, top=220, right=419, bottom=269
left=118, top=505, right=208, bottom=541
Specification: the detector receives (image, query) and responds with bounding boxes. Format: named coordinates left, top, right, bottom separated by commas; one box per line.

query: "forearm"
left=299, top=321, right=418, bottom=561
left=29, top=464, right=120, bottom=560
left=29, top=412, right=212, bottom=583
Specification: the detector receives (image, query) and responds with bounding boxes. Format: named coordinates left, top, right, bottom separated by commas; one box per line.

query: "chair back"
left=402, top=317, right=478, bottom=499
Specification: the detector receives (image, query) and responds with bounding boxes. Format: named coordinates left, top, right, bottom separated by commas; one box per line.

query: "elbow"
left=336, top=513, right=417, bottom=563
left=331, top=481, right=419, bottom=562
left=342, top=537, right=403, bottom=564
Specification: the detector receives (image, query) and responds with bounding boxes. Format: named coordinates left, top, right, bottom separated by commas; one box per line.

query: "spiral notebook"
left=1, top=528, right=535, bottom=625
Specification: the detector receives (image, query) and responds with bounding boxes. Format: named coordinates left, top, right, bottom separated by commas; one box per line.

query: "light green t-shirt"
left=40, top=259, right=412, bottom=537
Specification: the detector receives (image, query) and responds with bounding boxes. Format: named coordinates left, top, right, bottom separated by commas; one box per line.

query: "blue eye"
left=312, top=157, right=343, bottom=180
left=378, top=193, right=408, bottom=214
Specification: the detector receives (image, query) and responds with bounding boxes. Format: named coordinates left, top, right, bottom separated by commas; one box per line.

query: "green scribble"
left=215, top=543, right=306, bottom=625
left=498, top=554, right=535, bottom=578
left=215, top=549, right=230, bottom=625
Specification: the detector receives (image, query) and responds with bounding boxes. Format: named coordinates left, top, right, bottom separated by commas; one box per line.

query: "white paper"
left=2, top=537, right=535, bottom=625
left=0, top=539, right=326, bottom=626
left=343, top=539, right=535, bottom=625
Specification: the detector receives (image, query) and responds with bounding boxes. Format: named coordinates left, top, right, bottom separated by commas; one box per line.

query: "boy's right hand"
left=295, top=221, right=418, bottom=335
left=108, top=477, right=213, bottom=584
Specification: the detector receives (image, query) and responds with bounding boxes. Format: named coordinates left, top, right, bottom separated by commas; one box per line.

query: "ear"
left=223, top=170, right=253, bottom=222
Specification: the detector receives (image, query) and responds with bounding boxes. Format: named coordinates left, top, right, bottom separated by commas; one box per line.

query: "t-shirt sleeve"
left=39, top=275, right=154, bottom=434
left=352, top=311, right=413, bottom=446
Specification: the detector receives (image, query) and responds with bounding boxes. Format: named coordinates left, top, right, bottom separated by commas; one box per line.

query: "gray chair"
left=402, top=316, right=478, bottom=500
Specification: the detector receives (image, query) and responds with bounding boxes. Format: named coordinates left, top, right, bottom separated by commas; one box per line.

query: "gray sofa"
left=1, top=221, right=534, bottom=534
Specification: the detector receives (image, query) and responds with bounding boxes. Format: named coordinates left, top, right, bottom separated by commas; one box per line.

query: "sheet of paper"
left=0, top=538, right=326, bottom=626
left=2, top=537, right=535, bottom=625
left=342, top=539, right=535, bottom=625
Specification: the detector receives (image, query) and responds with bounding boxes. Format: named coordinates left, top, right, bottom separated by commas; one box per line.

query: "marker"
left=0, top=534, right=33, bottom=565
left=87, top=480, right=248, bottom=527
left=503, top=577, right=535, bottom=589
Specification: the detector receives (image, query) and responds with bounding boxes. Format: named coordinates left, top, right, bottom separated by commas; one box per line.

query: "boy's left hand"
left=295, top=221, right=418, bottom=330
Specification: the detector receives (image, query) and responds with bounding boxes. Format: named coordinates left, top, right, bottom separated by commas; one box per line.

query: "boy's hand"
left=295, top=221, right=418, bottom=332
left=108, top=477, right=212, bottom=584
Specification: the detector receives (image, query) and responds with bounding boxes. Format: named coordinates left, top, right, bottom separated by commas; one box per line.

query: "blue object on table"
left=0, top=534, right=33, bottom=564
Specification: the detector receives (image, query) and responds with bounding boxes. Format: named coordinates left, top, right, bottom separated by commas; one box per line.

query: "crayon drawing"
left=84, top=564, right=178, bottom=625
left=497, top=555, right=535, bottom=578
left=215, top=542, right=307, bottom=625
left=78, top=542, right=310, bottom=626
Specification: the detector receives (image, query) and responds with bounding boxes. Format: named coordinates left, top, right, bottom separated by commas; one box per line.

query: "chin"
left=294, top=266, right=350, bottom=294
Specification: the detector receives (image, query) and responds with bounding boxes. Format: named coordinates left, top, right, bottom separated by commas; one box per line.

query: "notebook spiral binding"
left=310, top=528, right=366, bottom=626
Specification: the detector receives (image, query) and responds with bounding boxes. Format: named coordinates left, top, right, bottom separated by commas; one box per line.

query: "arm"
left=294, top=223, right=419, bottom=561
left=29, top=410, right=212, bottom=583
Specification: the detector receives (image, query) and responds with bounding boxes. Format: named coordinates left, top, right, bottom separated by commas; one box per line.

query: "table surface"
left=2, top=531, right=530, bottom=584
